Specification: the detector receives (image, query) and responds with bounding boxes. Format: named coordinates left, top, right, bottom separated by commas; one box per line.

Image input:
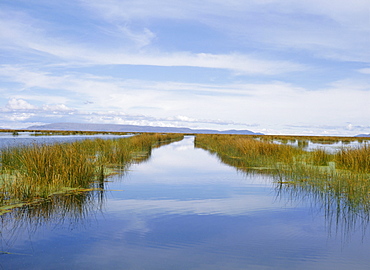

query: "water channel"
left=1, top=136, right=370, bottom=269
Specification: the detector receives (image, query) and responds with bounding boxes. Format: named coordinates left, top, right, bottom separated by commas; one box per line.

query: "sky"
left=0, top=0, right=369, bottom=135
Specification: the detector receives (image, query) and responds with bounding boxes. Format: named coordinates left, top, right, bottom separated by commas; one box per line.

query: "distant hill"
left=355, top=134, right=370, bottom=137
left=26, top=123, right=264, bottom=135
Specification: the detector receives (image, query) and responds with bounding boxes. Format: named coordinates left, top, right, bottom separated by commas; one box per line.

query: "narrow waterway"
left=1, top=136, right=370, bottom=269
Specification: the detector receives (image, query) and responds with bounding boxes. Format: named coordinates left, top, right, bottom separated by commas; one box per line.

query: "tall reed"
left=195, top=134, right=370, bottom=217
left=195, top=134, right=301, bottom=168
left=335, top=144, right=370, bottom=173
left=0, top=133, right=184, bottom=207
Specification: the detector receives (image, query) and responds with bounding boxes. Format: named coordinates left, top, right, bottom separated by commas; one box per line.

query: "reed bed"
left=195, top=134, right=370, bottom=216
left=195, top=134, right=302, bottom=168
left=248, top=134, right=368, bottom=144
left=335, top=144, right=370, bottom=173
left=0, top=133, right=183, bottom=208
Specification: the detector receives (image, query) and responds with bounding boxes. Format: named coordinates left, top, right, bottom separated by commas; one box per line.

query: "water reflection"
left=0, top=137, right=170, bottom=258
left=0, top=187, right=105, bottom=254
left=195, top=140, right=370, bottom=240
left=0, top=132, right=130, bottom=149
left=1, top=136, right=370, bottom=269
left=274, top=182, right=370, bottom=241
left=273, top=138, right=369, bottom=152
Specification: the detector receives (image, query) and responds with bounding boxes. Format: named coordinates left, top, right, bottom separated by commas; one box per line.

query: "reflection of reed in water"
left=274, top=180, right=370, bottom=241
left=0, top=186, right=104, bottom=253
left=195, top=134, right=370, bottom=239
left=0, top=133, right=184, bottom=208
left=0, top=135, right=184, bottom=254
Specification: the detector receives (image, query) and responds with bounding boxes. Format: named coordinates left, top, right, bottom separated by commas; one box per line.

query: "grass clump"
left=0, top=133, right=183, bottom=208
left=195, top=134, right=301, bottom=169
left=335, top=144, right=370, bottom=173
left=309, top=148, right=332, bottom=166
left=195, top=134, right=370, bottom=217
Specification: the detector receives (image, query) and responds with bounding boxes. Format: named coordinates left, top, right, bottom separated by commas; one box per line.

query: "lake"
left=1, top=136, right=370, bottom=269
left=0, top=132, right=131, bottom=149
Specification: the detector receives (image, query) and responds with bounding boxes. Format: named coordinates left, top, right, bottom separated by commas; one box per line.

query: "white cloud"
left=0, top=8, right=305, bottom=75
left=42, top=104, right=74, bottom=112
left=346, top=124, right=353, bottom=131
left=80, top=0, right=370, bottom=62
left=358, top=68, right=370, bottom=74
left=60, top=51, right=305, bottom=75
left=116, top=26, right=156, bottom=48
left=2, top=0, right=370, bottom=66
left=8, top=113, right=35, bottom=121
left=82, top=0, right=370, bottom=23
left=1, top=66, right=369, bottom=135
left=0, top=65, right=72, bottom=91
left=1, top=64, right=369, bottom=134
left=106, top=195, right=284, bottom=217
left=5, top=98, right=37, bottom=110
left=0, top=1, right=369, bottom=135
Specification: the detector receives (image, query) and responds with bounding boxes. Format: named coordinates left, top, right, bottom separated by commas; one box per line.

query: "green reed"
left=195, top=134, right=301, bottom=168
left=0, top=133, right=183, bottom=207
left=309, top=148, right=332, bottom=166
left=335, top=144, right=370, bottom=173
left=195, top=134, right=370, bottom=215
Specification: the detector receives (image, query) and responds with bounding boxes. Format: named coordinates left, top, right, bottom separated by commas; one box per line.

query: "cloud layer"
left=0, top=1, right=369, bottom=135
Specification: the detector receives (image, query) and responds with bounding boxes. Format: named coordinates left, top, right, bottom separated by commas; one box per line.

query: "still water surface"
left=0, top=132, right=130, bottom=149
left=1, top=136, right=370, bottom=269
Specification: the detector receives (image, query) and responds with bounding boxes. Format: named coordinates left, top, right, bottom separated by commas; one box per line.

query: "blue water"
left=1, top=136, right=370, bottom=269
left=0, top=132, right=131, bottom=148
left=272, top=138, right=369, bottom=153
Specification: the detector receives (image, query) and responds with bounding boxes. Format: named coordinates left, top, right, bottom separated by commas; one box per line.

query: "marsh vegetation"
left=0, top=133, right=184, bottom=212
left=195, top=134, right=370, bottom=223
left=1, top=131, right=369, bottom=228
left=2, top=135, right=370, bottom=269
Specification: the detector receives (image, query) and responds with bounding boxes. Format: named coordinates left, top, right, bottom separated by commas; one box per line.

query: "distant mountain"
left=355, top=134, right=370, bottom=137
left=26, top=123, right=263, bottom=135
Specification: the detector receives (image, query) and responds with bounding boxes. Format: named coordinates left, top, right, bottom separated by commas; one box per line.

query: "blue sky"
left=0, top=0, right=369, bottom=135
